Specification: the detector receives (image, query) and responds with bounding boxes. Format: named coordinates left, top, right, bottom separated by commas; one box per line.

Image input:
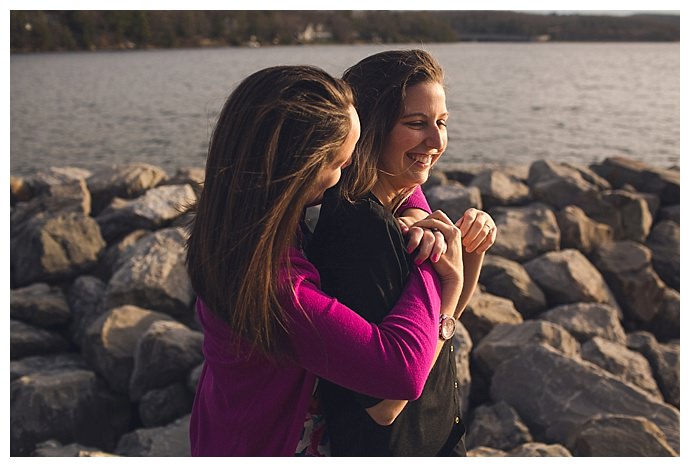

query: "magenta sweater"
left=189, top=187, right=439, bottom=456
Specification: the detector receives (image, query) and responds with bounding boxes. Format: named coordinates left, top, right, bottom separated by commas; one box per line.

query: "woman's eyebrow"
left=401, top=111, right=450, bottom=119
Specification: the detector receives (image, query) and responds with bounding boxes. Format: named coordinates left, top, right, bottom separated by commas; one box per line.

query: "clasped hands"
left=398, top=208, right=497, bottom=266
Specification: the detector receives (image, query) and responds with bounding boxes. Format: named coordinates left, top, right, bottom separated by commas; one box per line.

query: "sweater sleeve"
left=282, top=250, right=440, bottom=401
left=396, top=184, right=431, bottom=215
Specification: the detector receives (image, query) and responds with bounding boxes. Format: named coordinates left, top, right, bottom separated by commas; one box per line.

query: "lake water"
left=10, top=42, right=679, bottom=177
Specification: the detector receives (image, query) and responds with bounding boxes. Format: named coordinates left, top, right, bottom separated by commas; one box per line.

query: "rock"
left=11, top=353, right=88, bottom=381
left=590, top=241, right=666, bottom=324
left=466, top=401, right=532, bottom=451
left=590, top=156, right=679, bottom=205
left=490, top=344, right=679, bottom=453
left=87, top=163, right=168, bottom=215
left=424, top=182, right=483, bottom=220
left=556, top=205, right=613, bottom=254
left=114, top=414, right=190, bottom=456
left=581, top=337, right=663, bottom=401
left=10, top=369, right=130, bottom=456
left=645, top=220, right=679, bottom=291
left=626, top=332, right=679, bottom=408
left=97, top=229, right=151, bottom=279
left=96, top=184, right=195, bottom=242
left=648, top=288, right=680, bottom=341
left=188, top=363, right=203, bottom=394
left=10, top=320, right=70, bottom=360
left=460, top=290, right=523, bottom=345
left=527, top=160, right=601, bottom=209
left=539, top=303, right=625, bottom=345
left=507, top=442, right=572, bottom=457
left=479, top=256, right=547, bottom=318
left=467, top=446, right=507, bottom=457
left=421, top=167, right=448, bottom=190
left=10, top=174, right=32, bottom=204
left=67, top=275, right=108, bottom=348
left=139, top=383, right=194, bottom=428
left=568, top=414, right=677, bottom=456
left=601, top=190, right=654, bottom=242
left=657, top=205, right=679, bottom=224
left=105, top=228, right=195, bottom=320
left=81, top=305, right=175, bottom=394
left=11, top=212, right=106, bottom=288
left=469, top=169, right=530, bottom=208
left=524, top=249, right=618, bottom=309
left=129, top=320, right=204, bottom=401
left=11, top=167, right=93, bottom=227
left=32, top=439, right=118, bottom=456
left=10, top=282, right=71, bottom=328
left=163, top=167, right=205, bottom=187
left=473, top=320, right=580, bottom=377
left=489, top=203, right=560, bottom=262
left=452, top=322, right=473, bottom=415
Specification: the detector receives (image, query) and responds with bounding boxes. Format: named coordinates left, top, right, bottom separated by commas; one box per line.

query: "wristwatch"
left=439, top=314, right=456, bottom=340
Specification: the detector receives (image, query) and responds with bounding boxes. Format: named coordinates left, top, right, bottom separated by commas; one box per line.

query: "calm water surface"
left=10, top=43, right=679, bottom=177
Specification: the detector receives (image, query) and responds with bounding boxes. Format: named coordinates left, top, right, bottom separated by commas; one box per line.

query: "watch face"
left=440, top=315, right=456, bottom=340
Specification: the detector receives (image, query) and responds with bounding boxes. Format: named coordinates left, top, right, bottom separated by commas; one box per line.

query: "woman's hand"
left=456, top=208, right=497, bottom=254
left=409, top=210, right=463, bottom=285
left=397, top=216, right=447, bottom=265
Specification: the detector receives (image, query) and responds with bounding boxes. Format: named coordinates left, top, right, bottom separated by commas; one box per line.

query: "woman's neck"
left=370, top=178, right=401, bottom=212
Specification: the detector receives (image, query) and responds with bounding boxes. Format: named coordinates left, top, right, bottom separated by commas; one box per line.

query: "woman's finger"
left=405, top=226, right=424, bottom=254
left=413, top=229, right=436, bottom=264
left=457, top=208, right=479, bottom=236
left=430, top=230, right=446, bottom=263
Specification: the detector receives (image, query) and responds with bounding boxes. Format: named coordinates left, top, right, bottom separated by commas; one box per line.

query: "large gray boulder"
left=645, top=220, right=679, bottom=291
left=490, top=344, right=680, bottom=453
left=11, top=167, right=93, bottom=229
left=115, top=414, right=191, bottom=456
left=67, top=275, right=108, bottom=348
left=473, top=320, right=580, bottom=377
left=469, top=169, right=531, bottom=208
left=466, top=401, right=532, bottom=451
left=129, top=320, right=204, bottom=401
left=527, top=160, right=603, bottom=210
left=87, top=163, right=168, bottom=214
left=11, top=212, right=106, bottom=287
left=590, top=156, right=679, bottom=205
left=508, top=442, right=572, bottom=457
left=10, top=282, right=71, bottom=328
left=97, top=229, right=151, bottom=279
left=10, top=319, right=70, bottom=360
left=539, top=303, right=625, bottom=345
left=139, top=383, right=194, bottom=428
left=489, top=203, right=560, bottom=262
left=524, top=249, right=618, bottom=309
left=81, top=305, right=174, bottom=395
left=96, top=184, right=195, bottom=242
left=460, top=290, right=523, bottom=345
left=556, top=205, right=613, bottom=254
left=479, top=255, right=546, bottom=318
left=590, top=241, right=666, bottom=324
left=576, top=189, right=655, bottom=242
left=568, top=414, right=677, bottom=456
left=11, top=353, right=88, bottom=382
left=105, top=228, right=195, bottom=320
left=424, top=182, right=483, bottom=220
left=10, top=369, right=130, bottom=456
left=581, top=337, right=663, bottom=401
left=627, top=332, right=679, bottom=408
left=649, top=288, right=680, bottom=341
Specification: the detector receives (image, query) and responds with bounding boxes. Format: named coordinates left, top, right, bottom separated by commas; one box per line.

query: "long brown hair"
left=186, top=66, right=354, bottom=355
left=340, top=49, right=445, bottom=211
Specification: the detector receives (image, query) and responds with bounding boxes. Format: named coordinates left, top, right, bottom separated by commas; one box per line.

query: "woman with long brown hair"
left=186, top=64, right=465, bottom=456
left=308, top=49, right=497, bottom=456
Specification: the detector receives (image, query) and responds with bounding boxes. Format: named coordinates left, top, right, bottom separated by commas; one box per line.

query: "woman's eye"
left=406, top=121, right=425, bottom=129
left=438, top=120, right=448, bottom=127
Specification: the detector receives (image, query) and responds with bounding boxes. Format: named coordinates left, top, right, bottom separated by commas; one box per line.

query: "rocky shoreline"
left=9, top=156, right=679, bottom=456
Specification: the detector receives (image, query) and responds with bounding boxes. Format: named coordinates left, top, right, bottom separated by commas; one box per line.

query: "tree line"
left=10, top=10, right=680, bottom=53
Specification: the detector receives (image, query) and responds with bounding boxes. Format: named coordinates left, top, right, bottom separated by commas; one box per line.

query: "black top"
left=306, top=185, right=465, bottom=456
